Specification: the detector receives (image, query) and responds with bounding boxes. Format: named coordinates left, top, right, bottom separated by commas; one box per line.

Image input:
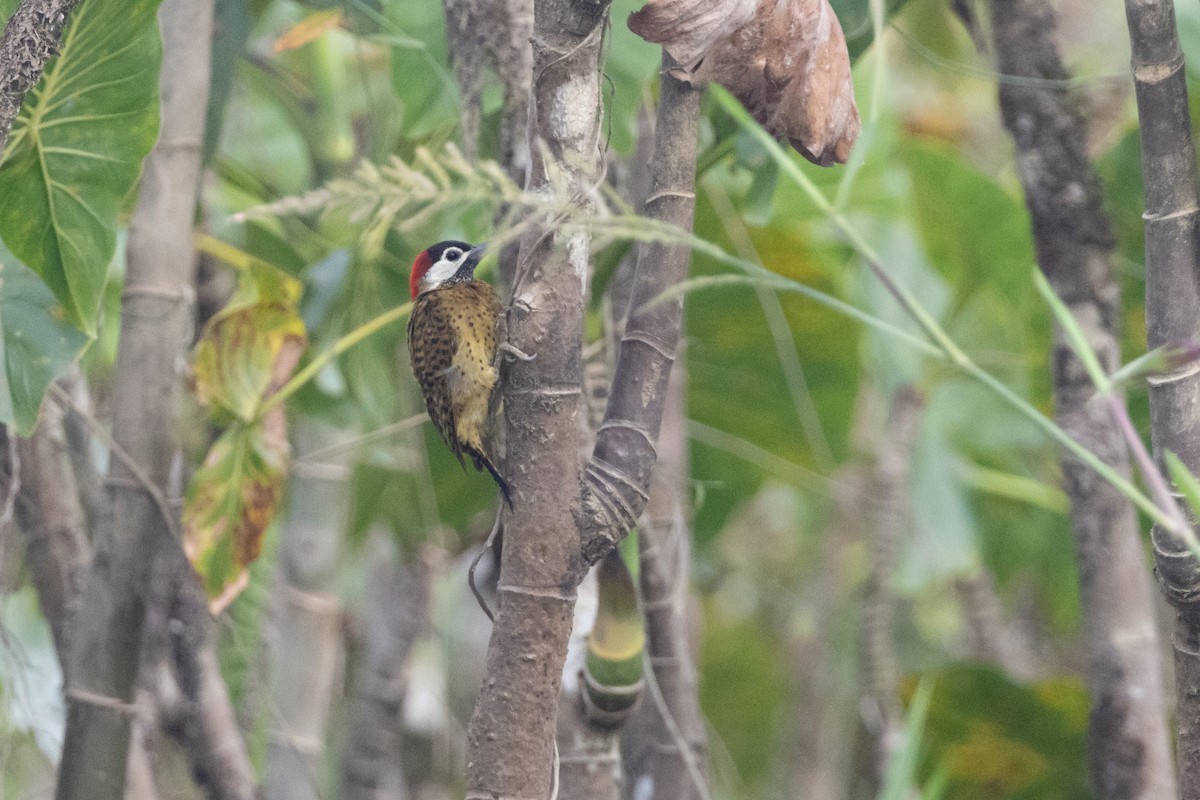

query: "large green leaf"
left=0, top=245, right=89, bottom=434
left=0, top=0, right=163, bottom=334
left=832, top=0, right=914, bottom=61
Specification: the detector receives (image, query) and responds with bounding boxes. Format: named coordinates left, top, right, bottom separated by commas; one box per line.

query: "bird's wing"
left=408, top=294, right=466, bottom=465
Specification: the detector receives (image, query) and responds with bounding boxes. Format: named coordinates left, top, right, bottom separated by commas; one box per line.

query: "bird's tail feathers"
left=467, top=447, right=513, bottom=510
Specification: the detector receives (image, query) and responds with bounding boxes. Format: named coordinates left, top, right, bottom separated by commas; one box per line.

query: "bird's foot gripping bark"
left=499, top=342, right=537, bottom=362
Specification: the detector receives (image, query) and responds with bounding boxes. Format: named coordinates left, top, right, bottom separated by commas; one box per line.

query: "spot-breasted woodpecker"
left=407, top=241, right=512, bottom=507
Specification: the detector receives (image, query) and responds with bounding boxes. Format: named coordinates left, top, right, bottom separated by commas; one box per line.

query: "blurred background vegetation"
left=0, top=0, right=1185, bottom=797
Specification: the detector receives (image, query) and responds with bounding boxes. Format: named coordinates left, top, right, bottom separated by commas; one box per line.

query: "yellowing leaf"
left=186, top=253, right=306, bottom=607
left=193, top=260, right=305, bottom=421
left=274, top=9, right=343, bottom=53
left=183, top=422, right=287, bottom=606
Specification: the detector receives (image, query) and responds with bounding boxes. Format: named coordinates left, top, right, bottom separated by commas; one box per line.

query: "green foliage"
left=902, top=141, right=1034, bottom=302
left=184, top=421, right=288, bottom=601
left=0, top=0, right=163, bottom=334
left=834, top=0, right=914, bottom=61
left=186, top=251, right=306, bottom=601
left=700, top=609, right=789, bottom=791
left=879, top=681, right=934, bottom=800
left=913, top=665, right=1092, bottom=800
left=193, top=254, right=307, bottom=422
left=0, top=244, right=89, bottom=434
left=382, top=0, right=458, bottom=141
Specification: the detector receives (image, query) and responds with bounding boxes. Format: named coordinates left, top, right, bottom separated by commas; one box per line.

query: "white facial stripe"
left=421, top=250, right=466, bottom=291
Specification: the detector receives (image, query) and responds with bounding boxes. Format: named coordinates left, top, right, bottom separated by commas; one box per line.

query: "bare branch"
left=622, top=359, right=710, bottom=800
left=859, top=385, right=922, bottom=782
left=580, top=59, right=703, bottom=565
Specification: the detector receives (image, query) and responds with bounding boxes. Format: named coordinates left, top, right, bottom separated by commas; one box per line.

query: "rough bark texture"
left=54, top=1, right=213, bottom=797
left=859, top=386, right=922, bottom=781
left=556, top=690, right=621, bottom=800
left=992, top=3, right=1178, bottom=798
left=340, top=548, right=430, bottom=800
left=14, top=400, right=89, bottom=665
left=0, top=0, right=80, bottom=153
left=464, top=1, right=608, bottom=795
left=161, top=550, right=258, bottom=800
left=10, top=406, right=159, bottom=800
left=442, top=0, right=533, bottom=173
left=264, top=420, right=349, bottom=800
left=622, top=360, right=708, bottom=800
left=1122, top=0, right=1200, bottom=794
left=580, top=60, right=703, bottom=566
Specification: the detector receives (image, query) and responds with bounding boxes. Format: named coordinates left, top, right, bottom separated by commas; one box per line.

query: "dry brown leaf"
left=628, top=0, right=757, bottom=70
left=630, top=0, right=859, bottom=166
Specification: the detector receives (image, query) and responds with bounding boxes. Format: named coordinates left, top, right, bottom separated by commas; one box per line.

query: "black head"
left=410, top=240, right=486, bottom=298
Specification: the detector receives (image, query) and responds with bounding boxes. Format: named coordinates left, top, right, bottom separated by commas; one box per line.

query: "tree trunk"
left=464, top=1, right=608, bottom=794
left=13, top=403, right=159, bottom=800
left=1123, top=0, right=1200, bottom=792
left=622, top=359, right=708, bottom=800
left=340, top=545, right=430, bottom=800
left=55, top=1, right=214, bottom=797
left=263, top=418, right=349, bottom=800
left=992, top=3, right=1178, bottom=797
left=466, top=3, right=707, bottom=789
left=14, top=399, right=89, bottom=666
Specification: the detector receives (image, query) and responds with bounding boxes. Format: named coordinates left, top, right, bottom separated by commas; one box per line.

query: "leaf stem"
left=712, top=86, right=1194, bottom=549
left=259, top=300, right=413, bottom=416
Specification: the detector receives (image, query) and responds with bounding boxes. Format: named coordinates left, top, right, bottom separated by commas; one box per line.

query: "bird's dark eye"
left=444, top=248, right=463, bottom=261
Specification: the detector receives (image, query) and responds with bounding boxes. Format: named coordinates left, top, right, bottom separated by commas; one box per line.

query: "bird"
left=407, top=240, right=512, bottom=508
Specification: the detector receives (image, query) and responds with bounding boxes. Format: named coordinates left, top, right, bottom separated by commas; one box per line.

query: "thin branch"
left=1122, top=0, right=1200, bottom=790
left=579, top=57, right=704, bottom=564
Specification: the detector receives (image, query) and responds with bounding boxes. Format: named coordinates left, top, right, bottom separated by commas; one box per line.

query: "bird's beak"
left=465, top=242, right=488, bottom=273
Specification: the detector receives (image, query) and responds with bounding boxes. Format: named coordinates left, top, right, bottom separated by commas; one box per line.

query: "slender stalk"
left=55, top=1, right=215, bottom=797
left=861, top=386, right=923, bottom=783
left=261, top=300, right=412, bottom=414
left=578, top=57, right=705, bottom=564
left=622, top=361, right=710, bottom=800
left=711, top=87, right=1187, bottom=543
left=1123, top=0, right=1200, bottom=787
